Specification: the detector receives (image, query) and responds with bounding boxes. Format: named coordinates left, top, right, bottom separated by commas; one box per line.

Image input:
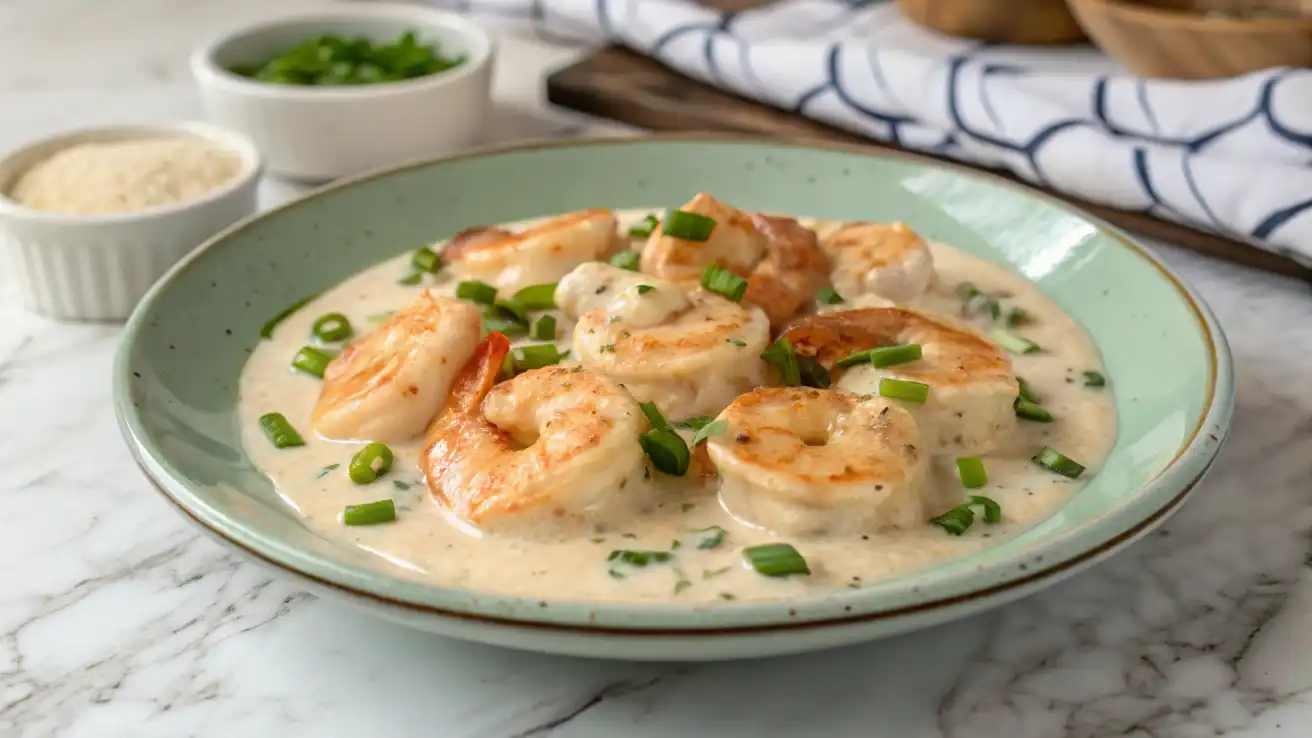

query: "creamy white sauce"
left=238, top=210, right=1115, bottom=604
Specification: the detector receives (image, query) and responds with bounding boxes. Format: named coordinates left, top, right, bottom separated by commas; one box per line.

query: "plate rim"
left=113, top=132, right=1236, bottom=634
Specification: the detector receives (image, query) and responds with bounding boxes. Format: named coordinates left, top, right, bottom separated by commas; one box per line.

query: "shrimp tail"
left=451, top=332, right=511, bottom=414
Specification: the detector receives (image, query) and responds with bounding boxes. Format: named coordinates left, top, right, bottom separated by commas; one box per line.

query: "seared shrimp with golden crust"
left=311, top=291, right=480, bottom=443
left=779, top=307, right=1018, bottom=456
left=819, top=221, right=934, bottom=303
left=423, top=333, right=651, bottom=535
left=442, top=209, right=619, bottom=294
left=640, top=193, right=828, bottom=327
left=706, top=388, right=931, bottom=535
left=557, top=262, right=770, bottom=420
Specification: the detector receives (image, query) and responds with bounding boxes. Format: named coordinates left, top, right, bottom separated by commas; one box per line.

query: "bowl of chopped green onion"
left=191, top=5, right=494, bottom=181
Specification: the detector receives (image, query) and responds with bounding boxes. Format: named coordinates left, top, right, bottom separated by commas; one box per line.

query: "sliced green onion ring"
left=640, top=429, right=690, bottom=477
left=743, top=543, right=810, bottom=577
left=879, top=377, right=930, bottom=403
left=311, top=312, right=353, bottom=343
left=628, top=214, right=660, bottom=238
left=816, top=286, right=845, bottom=305
left=1014, top=398, right=1054, bottom=423
left=956, top=457, right=987, bottom=489
left=1083, top=370, right=1107, bottom=387
left=869, top=344, right=923, bottom=369
left=259, top=412, right=305, bottom=449
left=663, top=210, right=717, bottom=241
left=291, top=346, right=335, bottom=378
left=512, top=344, right=567, bottom=371
left=456, top=280, right=497, bottom=305
left=411, top=247, right=442, bottom=274
left=343, top=499, right=396, bottom=526
left=990, top=329, right=1041, bottom=355
left=1032, top=446, right=1085, bottom=478
left=691, top=418, right=728, bottom=445
left=349, top=442, right=394, bottom=484
left=530, top=314, right=556, bottom=341
left=701, top=264, right=748, bottom=302
left=512, top=283, right=558, bottom=311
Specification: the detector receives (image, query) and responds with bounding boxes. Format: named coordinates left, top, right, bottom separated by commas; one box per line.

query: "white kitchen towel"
left=430, top=0, right=1312, bottom=265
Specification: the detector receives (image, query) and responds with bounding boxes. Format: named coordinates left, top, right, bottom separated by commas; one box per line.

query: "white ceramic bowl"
left=190, top=4, right=495, bottom=182
left=0, top=123, right=262, bottom=321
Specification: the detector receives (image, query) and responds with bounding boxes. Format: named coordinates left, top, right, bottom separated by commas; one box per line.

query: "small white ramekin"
left=190, top=4, right=495, bottom=182
left=0, top=122, right=262, bottom=321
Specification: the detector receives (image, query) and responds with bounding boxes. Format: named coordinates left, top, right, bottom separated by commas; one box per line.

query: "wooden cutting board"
left=546, top=45, right=1311, bottom=282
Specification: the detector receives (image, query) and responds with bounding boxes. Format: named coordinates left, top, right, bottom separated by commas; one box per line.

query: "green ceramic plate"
left=115, top=136, right=1233, bottom=660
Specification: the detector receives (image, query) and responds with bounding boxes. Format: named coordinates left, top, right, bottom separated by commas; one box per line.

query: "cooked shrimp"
left=311, top=291, right=480, bottom=443
left=423, top=333, right=651, bottom=535
left=706, top=388, right=931, bottom=535
left=779, top=307, right=1018, bottom=456
left=819, top=221, right=935, bottom=303
left=640, top=193, right=828, bottom=327
left=442, top=209, right=619, bottom=294
left=557, top=262, right=770, bottom=420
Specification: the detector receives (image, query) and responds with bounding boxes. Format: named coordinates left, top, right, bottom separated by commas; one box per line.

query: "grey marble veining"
left=2, top=1, right=1312, bottom=736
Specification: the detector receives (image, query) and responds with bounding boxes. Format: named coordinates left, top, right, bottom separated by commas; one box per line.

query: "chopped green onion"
left=348, top=442, right=394, bottom=484
left=366, top=310, right=395, bottom=323
left=816, top=286, right=845, bottom=305
left=835, top=348, right=879, bottom=369
left=291, top=346, right=334, bottom=378
left=691, top=418, right=728, bottom=445
left=636, top=284, right=655, bottom=295
left=530, top=315, right=556, bottom=341
left=490, top=300, right=529, bottom=326
left=258, top=412, right=305, bottom=448
left=879, top=378, right=930, bottom=403
left=311, top=312, right=353, bottom=343
left=930, top=506, right=973, bottom=535
left=397, top=273, right=423, bottom=286
left=676, top=416, right=714, bottom=432
left=1016, top=376, right=1040, bottom=404
left=743, top=543, right=810, bottom=577
left=640, top=429, right=690, bottom=477
left=317, top=463, right=340, bottom=478
left=704, top=566, right=731, bottom=579
left=869, top=344, right=923, bottom=369
left=261, top=294, right=318, bottom=339
left=456, top=280, right=497, bottom=305
left=797, top=355, right=831, bottom=389
left=639, top=401, right=672, bottom=431
left=607, top=550, right=673, bottom=567
left=956, top=457, right=987, bottom=489
left=726, top=338, right=747, bottom=347
left=512, top=283, right=558, bottom=311
left=956, top=282, right=981, bottom=300
left=343, top=499, right=396, bottom=526
left=663, top=210, right=717, bottom=241
left=1083, top=370, right=1106, bottom=387
left=411, top=247, right=442, bottom=274
left=512, top=344, right=567, bottom=371
left=500, top=352, right=516, bottom=378
left=610, top=251, right=641, bottom=271
left=701, top=264, right=748, bottom=302
left=930, top=496, right=1002, bottom=535
left=1006, top=307, right=1028, bottom=327
left=761, top=336, right=801, bottom=386
left=972, top=495, right=1002, bottom=523
left=991, top=330, right=1041, bottom=355
left=1032, top=446, right=1085, bottom=478
left=482, top=314, right=528, bottom=337
left=628, top=214, right=660, bottom=238
left=1014, top=398, right=1053, bottom=423
left=693, top=526, right=727, bottom=550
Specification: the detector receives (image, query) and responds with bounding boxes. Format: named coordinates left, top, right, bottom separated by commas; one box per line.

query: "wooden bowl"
left=898, top=0, right=1088, bottom=44
left=1067, top=0, right=1312, bottom=78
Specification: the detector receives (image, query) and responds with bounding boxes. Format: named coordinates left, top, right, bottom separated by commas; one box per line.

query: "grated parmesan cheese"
left=8, top=136, right=245, bottom=215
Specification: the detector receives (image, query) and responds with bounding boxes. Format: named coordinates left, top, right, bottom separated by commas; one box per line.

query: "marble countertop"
left=3, top=1, right=1312, bottom=736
